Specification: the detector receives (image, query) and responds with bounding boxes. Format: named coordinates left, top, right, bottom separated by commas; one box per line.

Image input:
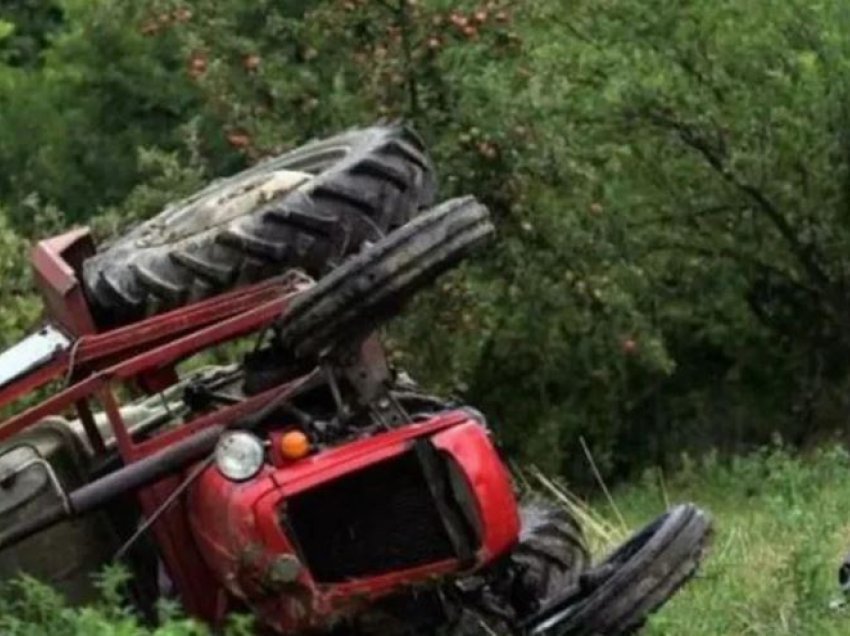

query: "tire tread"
left=82, top=125, right=436, bottom=325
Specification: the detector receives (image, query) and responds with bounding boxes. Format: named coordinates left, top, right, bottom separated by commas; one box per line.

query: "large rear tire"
left=83, top=125, right=436, bottom=324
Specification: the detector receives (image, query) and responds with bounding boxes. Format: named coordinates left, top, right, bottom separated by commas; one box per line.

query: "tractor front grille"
left=284, top=449, right=459, bottom=583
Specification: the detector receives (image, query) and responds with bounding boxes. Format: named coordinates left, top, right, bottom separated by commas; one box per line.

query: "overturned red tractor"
left=0, top=126, right=710, bottom=634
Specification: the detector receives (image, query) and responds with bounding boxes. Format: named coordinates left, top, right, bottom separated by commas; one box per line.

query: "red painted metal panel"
left=74, top=277, right=298, bottom=364
left=97, top=387, right=135, bottom=458
left=0, top=229, right=522, bottom=632
left=0, top=267, right=311, bottom=626
left=138, top=477, right=220, bottom=619
left=31, top=228, right=97, bottom=336
left=432, top=422, right=520, bottom=561
left=185, top=413, right=520, bottom=632
left=0, top=287, right=302, bottom=445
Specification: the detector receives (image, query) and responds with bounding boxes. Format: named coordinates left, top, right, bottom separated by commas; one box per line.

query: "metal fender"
left=432, top=421, right=520, bottom=561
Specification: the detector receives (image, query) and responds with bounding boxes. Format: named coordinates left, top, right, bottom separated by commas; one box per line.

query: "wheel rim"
left=135, top=169, right=312, bottom=247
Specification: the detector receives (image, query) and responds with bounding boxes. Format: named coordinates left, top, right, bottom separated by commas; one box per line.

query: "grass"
left=0, top=568, right=255, bottom=635
left=5, top=444, right=850, bottom=634
left=562, top=443, right=850, bottom=635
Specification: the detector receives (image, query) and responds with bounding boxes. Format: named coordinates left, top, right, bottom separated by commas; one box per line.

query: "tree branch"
left=645, top=239, right=821, bottom=297
left=396, top=0, right=419, bottom=117
left=627, top=204, right=742, bottom=230
left=644, top=108, right=832, bottom=289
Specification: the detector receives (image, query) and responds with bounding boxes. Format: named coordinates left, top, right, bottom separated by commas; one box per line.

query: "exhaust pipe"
left=0, top=424, right=223, bottom=553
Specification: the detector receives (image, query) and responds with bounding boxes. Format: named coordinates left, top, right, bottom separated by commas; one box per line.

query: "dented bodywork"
left=189, top=414, right=519, bottom=632
left=0, top=226, right=525, bottom=633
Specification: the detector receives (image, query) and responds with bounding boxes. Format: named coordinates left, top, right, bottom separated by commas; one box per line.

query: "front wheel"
left=276, top=195, right=495, bottom=359
left=443, top=499, right=590, bottom=636
left=527, top=503, right=711, bottom=636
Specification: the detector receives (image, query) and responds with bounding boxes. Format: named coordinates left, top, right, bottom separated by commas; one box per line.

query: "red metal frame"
left=188, top=413, right=520, bottom=632
left=30, top=228, right=98, bottom=337
left=2, top=236, right=313, bottom=617
left=0, top=276, right=308, bottom=419
left=1, top=229, right=522, bottom=630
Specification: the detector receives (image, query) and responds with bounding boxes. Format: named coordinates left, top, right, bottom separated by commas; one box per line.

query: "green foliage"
left=0, top=21, right=15, bottom=44
left=0, top=566, right=254, bottom=635
left=3, top=0, right=850, bottom=482
left=0, top=0, right=200, bottom=228
left=603, top=444, right=850, bottom=635
left=391, top=0, right=850, bottom=480
left=90, top=145, right=205, bottom=241
left=0, top=211, right=40, bottom=350
left=0, top=1, right=63, bottom=67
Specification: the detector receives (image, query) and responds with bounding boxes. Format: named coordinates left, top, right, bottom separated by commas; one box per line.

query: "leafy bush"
left=3, top=0, right=850, bottom=482
left=0, top=566, right=253, bottom=635
left=0, top=211, right=39, bottom=351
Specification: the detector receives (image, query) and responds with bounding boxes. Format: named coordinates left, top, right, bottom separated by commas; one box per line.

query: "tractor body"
left=0, top=228, right=521, bottom=632
left=190, top=414, right=518, bottom=632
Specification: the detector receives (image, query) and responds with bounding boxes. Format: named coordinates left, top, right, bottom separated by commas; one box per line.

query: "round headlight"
left=215, top=431, right=265, bottom=481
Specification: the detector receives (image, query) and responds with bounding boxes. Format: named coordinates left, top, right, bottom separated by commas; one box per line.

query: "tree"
left=3, top=0, right=850, bottom=481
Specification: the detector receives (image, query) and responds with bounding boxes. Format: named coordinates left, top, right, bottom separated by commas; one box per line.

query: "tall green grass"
left=0, top=566, right=254, bottom=635
left=592, top=444, right=850, bottom=635
left=4, top=444, right=850, bottom=634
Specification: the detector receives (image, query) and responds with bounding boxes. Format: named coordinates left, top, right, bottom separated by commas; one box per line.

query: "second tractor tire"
left=83, top=125, right=436, bottom=325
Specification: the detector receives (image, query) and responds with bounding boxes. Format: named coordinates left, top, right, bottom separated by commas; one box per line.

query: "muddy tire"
left=276, top=196, right=494, bottom=359
left=446, top=499, right=589, bottom=636
left=83, top=125, right=436, bottom=325
left=529, top=503, right=711, bottom=636
left=512, top=500, right=591, bottom=614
